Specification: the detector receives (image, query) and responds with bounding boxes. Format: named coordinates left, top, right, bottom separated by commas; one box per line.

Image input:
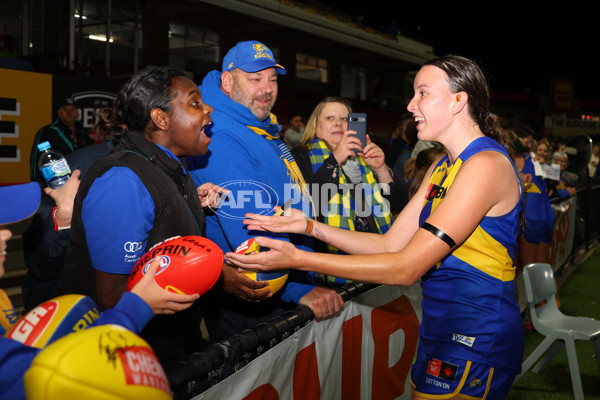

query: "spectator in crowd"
left=513, top=124, right=554, bottom=269
left=384, top=112, right=412, bottom=168
left=512, top=131, right=563, bottom=316
left=29, top=98, right=94, bottom=183
left=290, top=96, right=400, bottom=286
left=514, top=124, right=535, bottom=152
left=22, top=136, right=115, bottom=311
left=410, top=137, right=438, bottom=159
left=558, top=151, right=578, bottom=186
left=186, top=40, right=343, bottom=344
left=22, top=169, right=82, bottom=311
left=228, top=55, right=525, bottom=400
left=393, top=119, right=419, bottom=186
left=0, top=182, right=199, bottom=400
left=547, top=151, right=578, bottom=199
left=282, top=112, right=305, bottom=150
left=405, top=146, right=446, bottom=200
left=553, top=141, right=567, bottom=157
left=88, top=107, right=116, bottom=143
left=505, top=125, right=531, bottom=189
left=410, top=111, right=440, bottom=160
left=535, top=140, right=550, bottom=164
left=588, top=143, right=599, bottom=177
left=61, top=67, right=222, bottom=366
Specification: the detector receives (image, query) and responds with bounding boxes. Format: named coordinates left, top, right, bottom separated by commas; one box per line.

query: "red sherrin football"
left=127, top=235, right=223, bottom=295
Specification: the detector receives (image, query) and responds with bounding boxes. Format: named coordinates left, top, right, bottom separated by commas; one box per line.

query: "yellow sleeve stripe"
left=452, top=226, right=515, bottom=282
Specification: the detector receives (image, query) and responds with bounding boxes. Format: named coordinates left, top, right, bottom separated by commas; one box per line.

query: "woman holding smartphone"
left=290, top=96, right=402, bottom=286
left=227, top=56, right=524, bottom=400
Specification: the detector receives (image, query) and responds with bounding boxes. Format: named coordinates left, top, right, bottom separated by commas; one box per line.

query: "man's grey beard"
left=230, top=81, right=274, bottom=122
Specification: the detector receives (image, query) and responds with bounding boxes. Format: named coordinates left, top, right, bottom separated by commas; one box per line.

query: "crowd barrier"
left=167, top=134, right=600, bottom=399
left=167, top=283, right=422, bottom=400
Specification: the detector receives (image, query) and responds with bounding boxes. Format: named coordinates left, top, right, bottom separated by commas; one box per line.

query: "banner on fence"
left=195, top=284, right=423, bottom=400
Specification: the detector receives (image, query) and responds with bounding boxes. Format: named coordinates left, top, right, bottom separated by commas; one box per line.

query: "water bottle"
left=37, top=141, right=71, bottom=188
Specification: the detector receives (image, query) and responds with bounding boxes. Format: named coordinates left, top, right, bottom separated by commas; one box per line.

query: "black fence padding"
left=168, top=281, right=377, bottom=399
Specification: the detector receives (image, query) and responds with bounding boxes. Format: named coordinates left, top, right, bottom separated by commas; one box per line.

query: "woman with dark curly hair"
left=62, top=67, right=221, bottom=366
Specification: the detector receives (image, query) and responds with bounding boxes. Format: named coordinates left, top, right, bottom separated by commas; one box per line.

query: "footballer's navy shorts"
left=411, top=349, right=516, bottom=400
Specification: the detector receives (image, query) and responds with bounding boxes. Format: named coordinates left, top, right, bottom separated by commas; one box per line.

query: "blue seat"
left=513, top=263, right=600, bottom=399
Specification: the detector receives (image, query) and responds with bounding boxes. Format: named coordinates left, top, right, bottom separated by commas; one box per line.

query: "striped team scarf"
left=306, top=137, right=393, bottom=285
left=247, top=114, right=314, bottom=213
left=307, top=137, right=394, bottom=237
left=246, top=113, right=284, bottom=140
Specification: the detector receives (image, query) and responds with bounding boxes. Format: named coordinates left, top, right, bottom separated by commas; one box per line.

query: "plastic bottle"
left=37, top=141, right=71, bottom=188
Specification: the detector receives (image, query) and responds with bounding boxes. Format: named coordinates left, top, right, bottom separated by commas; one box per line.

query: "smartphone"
left=348, top=113, right=367, bottom=153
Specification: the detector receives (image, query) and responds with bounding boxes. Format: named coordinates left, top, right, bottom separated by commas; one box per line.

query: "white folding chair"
left=513, top=263, right=600, bottom=399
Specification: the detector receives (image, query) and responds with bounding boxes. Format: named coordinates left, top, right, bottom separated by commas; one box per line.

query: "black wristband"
left=421, top=222, right=456, bottom=249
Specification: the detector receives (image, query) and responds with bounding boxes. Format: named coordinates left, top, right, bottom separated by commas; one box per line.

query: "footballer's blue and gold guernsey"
left=417, top=136, right=524, bottom=374
left=520, top=153, right=555, bottom=244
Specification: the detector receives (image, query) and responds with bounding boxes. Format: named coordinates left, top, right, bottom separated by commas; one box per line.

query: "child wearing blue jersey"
left=227, top=55, right=525, bottom=400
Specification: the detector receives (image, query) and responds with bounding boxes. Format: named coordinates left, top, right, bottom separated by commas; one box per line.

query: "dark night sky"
left=317, top=3, right=599, bottom=104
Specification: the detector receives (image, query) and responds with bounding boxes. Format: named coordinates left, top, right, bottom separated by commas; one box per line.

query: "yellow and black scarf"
left=307, top=138, right=393, bottom=245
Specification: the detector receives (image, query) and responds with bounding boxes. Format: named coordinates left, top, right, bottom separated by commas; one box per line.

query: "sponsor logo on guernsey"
left=425, top=183, right=446, bottom=201
left=124, top=241, right=144, bottom=263
left=452, top=333, right=476, bottom=347
left=124, top=254, right=139, bottom=263
left=426, top=358, right=458, bottom=382
left=425, top=376, right=451, bottom=389
left=124, top=241, right=144, bottom=253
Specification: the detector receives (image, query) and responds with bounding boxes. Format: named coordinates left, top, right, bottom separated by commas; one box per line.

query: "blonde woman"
left=290, top=96, right=403, bottom=285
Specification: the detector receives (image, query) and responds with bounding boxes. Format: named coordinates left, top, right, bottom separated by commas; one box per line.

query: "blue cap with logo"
left=222, top=40, right=286, bottom=75
left=0, top=182, right=41, bottom=225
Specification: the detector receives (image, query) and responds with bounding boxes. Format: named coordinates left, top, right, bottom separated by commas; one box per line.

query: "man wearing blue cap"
left=187, top=40, right=343, bottom=343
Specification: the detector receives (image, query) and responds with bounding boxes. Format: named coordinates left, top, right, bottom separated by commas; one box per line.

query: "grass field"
left=507, top=247, right=600, bottom=399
